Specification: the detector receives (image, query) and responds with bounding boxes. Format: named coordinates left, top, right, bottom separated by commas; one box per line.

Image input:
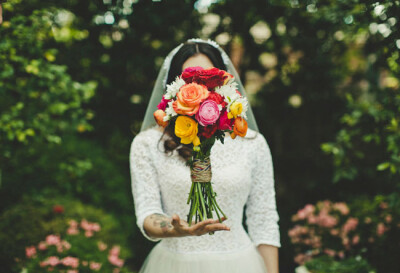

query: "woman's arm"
left=143, top=213, right=230, bottom=238
left=257, top=244, right=279, bottom=273
left=245, top=133, right=281, bottom=271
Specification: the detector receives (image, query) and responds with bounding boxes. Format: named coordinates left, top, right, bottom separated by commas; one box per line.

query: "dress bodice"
left=129, top=126, right=280, bottom=253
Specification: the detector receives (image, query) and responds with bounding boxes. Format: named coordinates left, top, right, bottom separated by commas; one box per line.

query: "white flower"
left=236, top=96, right=248, bottom=119
left=164, top=77, right=185, bottom=100
left=225, top=90, right=239, bottom=108
left=164, top=100, right=177, bottom=121
left=215, top=82, right=238, bottom=98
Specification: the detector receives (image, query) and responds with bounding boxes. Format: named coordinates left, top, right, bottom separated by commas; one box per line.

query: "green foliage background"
left=0, top=0, right=398, bottom=272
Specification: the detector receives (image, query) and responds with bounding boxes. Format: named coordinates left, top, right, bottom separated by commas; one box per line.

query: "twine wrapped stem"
left=190, top=156, right=212, bottom=183
left=186, top=155, right=227, bottom=234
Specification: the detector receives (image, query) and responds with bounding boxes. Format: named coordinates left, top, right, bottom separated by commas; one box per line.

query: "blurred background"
left=0, top=0, right=399, bottom=272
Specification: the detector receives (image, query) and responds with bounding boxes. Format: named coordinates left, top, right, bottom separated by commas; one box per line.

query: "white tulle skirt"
left=138, top=242, right=268, bottom=273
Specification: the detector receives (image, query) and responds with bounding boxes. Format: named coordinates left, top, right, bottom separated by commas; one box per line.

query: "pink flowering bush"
left=289, top=194, right=400, bottom=272
left=19, top=218, right=130, bottom=273
left=0, top=194, right=132, bottom=272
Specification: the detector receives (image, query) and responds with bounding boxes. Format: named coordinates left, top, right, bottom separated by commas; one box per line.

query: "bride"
left=129, top=38, right=280, bottom=273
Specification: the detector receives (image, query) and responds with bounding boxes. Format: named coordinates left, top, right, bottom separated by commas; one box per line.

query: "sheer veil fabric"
left=139, top=38, right=259, bottom=135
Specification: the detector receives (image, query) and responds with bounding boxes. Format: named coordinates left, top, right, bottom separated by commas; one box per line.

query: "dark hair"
left=162, top=41, right=227, bottom=161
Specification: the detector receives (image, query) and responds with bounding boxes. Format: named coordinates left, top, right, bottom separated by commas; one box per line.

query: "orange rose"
left=173, top=83, right=209, bottom=115
left=153, top=109, right=168, bottom=127
left=230, top=117, right=248, bottom=139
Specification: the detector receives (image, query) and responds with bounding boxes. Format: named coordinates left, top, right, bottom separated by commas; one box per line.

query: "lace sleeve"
left=245, top=133, right=281, bottom=248
left=129, top=133, right=166, bottom=242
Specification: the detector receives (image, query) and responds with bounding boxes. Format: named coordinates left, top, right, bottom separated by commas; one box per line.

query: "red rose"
left=182, top=66, right=204, bottom=84
left=53, top=205, right=64, bottom=214
left=193, top=68, right=227, bottom=90
left=157, top=95, right=171, bottom=111
left=208, top=91, right=227, bottom=108
left=200, top=123, right=218, bottom=138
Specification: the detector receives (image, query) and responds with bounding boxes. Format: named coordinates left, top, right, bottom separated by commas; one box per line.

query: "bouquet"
left=153, top=66, right=249, bottom=230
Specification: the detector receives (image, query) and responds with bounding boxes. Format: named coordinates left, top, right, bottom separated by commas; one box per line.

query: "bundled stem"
left=186, top=155, right=227, bottom=235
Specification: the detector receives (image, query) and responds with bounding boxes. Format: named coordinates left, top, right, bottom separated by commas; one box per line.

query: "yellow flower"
left=228, top=101, right=243, bottom=119
left=175, top=116, right=201, bottom=146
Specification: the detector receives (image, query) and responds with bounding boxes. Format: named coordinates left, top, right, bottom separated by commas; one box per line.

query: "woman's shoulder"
left=241, top=128, right=271, bottom=153
left=242, top=128, right=267, bottom=144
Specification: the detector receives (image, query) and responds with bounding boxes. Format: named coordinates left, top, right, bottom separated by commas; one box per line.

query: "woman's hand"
left=171, top=214, right=230, bottom=236
left=143, top=213, right=230, bottom=240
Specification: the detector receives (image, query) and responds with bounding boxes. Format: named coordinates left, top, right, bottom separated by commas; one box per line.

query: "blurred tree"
left=0, top=8, right=96, bottom=194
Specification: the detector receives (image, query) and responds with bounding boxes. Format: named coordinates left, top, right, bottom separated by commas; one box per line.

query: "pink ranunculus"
left=195, top=100, right=220, bottom=126
left=67, top=270, right=78, bottom=273
left=85, top=230, right=94, bottom=237
left=157, top=95, right=171, bottom=111
left=25, top=246, right=37, bottom=258
left=61, top=256, right=79, bottom=268
left=218, top=110, right=233, bottom=130
left=46, top=235, right=61, bottom=245
left=90, top=261, right=102, bottom=271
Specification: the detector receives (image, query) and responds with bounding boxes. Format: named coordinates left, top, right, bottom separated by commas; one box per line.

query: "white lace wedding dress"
left=129, top=125, right=281, bottom=273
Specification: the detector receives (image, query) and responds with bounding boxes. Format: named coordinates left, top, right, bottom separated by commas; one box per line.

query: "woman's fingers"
left=172, top=214, right=230, bottom=236
left=187, top=218, right=230, bottom=235
left=212, top=217, right=227, bottom=223
left=171, top=214, right=181, bottom=228
left=204, top=223, right=230, bottom=232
